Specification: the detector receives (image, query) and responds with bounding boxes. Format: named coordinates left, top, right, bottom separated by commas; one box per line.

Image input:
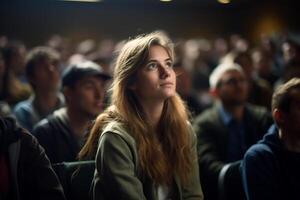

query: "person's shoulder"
left=13, top=99, right=33, bottom=115
left=247, top=142, right=273, bottom=155
left=193, top=105, right=218, bottom=124
left=253, top=77, right=272, bottom=92
left=102, top=121, right=135, bottom=144
left=34, top=118, right=51, bottom=130
left=33, top=112, right=62, bottom=130
left=32, top=117, right=57, bottom=139
left=244, top=142, right=275, bottom=163
left=19, top=128, right=40, bottom=148
left=246, top=104, right=270, bottom=118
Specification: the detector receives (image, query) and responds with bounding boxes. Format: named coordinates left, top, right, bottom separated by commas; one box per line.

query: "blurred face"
left=31, top=58, right=60, bottom=91
left=216, top=70, right=248, bottom=106
left=282, top=42, right=296, bottom=62
left=67, top=76, right=106, bottom=119
left=252, top=51, right=272, bottom=75
left=130, top=45, right=176, bottom=103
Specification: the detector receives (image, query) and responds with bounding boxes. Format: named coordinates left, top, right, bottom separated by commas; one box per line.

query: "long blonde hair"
left=79, top=31, right=193, bottom=185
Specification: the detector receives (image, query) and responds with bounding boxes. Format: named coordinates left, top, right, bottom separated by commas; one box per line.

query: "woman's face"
left=130, top=45, right=176, bottom=103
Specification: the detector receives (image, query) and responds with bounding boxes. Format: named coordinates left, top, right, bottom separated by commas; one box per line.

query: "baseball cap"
left=62, top=61, right=111, bottom=87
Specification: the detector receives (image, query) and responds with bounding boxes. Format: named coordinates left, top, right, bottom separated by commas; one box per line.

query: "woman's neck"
left=140, top=99, right=164, bottom=130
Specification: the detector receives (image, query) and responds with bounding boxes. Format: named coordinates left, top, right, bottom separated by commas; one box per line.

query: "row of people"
left=2, top=32, right=300, bottom=113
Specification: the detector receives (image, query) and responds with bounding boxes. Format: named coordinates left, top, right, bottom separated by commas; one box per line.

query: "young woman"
left=79, top=31, right=203, bottom=200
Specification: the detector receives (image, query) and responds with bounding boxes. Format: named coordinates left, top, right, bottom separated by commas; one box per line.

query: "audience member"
left=251, top=47, right=279, bottom=87
left=13, top=46, right=64, bottom=132
left=79, top=32, right=204, bottom=199
left=241, top=78, right=300, bottom=200
left=193, top=62, right=273, bottom=200
left=1, top=41, right=31, bottom=106
left=33, top=61, right=110, bottom=163
left=0, top=116, right=66, bottom=200
left=173, top=60, right=205, bottom=118
left=233, top=51, right=273, bottom=109
left=0, top=50, right=11, bottom=117
left=274, top=59, right=300, bottom=89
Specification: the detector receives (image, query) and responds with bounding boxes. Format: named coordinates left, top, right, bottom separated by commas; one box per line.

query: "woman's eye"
left=166, top=61, right=173, bottom=68
left=146, top=63, right=157, bottom=70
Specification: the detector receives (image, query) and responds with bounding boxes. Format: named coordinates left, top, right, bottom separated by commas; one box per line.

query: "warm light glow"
left=160, top=0, right=172, bottom=2
left=251, top=15, right=284, bottom=41
left=62, top=0, right=101, bottom=2
left=218, top=0, right=230, bottom=4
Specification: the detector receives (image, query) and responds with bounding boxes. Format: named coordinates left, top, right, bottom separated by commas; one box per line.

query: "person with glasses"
left=193, top=62, right=273, bottom=200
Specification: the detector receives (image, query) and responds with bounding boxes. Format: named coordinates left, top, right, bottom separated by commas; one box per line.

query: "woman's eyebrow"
left=147, top=57, right=171, bottom=63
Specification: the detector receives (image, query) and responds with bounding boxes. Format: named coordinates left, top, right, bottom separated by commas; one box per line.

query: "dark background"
left=0, top=0, right=299, bottom=45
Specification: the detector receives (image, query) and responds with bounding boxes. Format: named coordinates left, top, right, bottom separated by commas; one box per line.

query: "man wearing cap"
left=33, top=61, right=111, bottom=164
left=193, top=62, right=273, bottom=200
left=13, top=46, right=64, bottom=132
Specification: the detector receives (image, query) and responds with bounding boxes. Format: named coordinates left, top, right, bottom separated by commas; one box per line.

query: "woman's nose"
left=159, top=64, right=171, bottom=78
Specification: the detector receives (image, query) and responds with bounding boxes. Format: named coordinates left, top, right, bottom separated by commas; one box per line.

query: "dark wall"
left=0, top=0, right=299, bottom=45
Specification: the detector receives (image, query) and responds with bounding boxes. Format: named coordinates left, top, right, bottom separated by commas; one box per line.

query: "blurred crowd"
left=1, top=32, right=300, bottom=119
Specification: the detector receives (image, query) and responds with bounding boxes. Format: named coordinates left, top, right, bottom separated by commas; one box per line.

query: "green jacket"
left=93, top=121, right=203, bottom=200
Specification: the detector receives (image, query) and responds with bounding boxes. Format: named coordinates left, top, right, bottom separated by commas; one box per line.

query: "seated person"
left=14, top=46, right=64, bottom=132
left=79, top=32, right=203, bottom=199
left=193, top=62, right=273, bottom=200
left=0, top=116, right=65, bottom=200
left=33, top=61, right=111, bottom=163
left=241, top=78, right=300, bottom=200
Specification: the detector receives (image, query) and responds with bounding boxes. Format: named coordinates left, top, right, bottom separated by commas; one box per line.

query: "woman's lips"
left=160, top=82, right=174, bottom=87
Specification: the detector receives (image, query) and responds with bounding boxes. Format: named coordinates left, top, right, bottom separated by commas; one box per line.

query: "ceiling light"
left=218, top=0, right=230, bottom=4
left=62, top=0, right=101, bottom=2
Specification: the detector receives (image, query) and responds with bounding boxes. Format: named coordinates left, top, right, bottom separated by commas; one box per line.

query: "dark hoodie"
left=0, top=117, right=19, bottom=199
left=241, top=124, right=300, bottom=200
left=0, top=117, right=19, bottom=152
left=0, top=117, right=66, bottom=200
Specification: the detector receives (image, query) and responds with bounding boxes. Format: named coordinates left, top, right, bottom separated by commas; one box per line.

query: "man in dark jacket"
left=33, top=61, right=111, bottom=164
left=193, top=62, right=273, bottom=200
left=241, top=78, right=300, bottom=200
left=0, top=117, right=65, bottom=200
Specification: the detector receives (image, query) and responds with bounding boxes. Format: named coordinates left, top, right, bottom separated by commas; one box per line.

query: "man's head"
left=210, top=62, right=248, bottom=106
left=26, top=46, right=61, bottom=92
left=62, top=61, right=111, bottom=119
left=272, top=78, right=300, bottom=134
